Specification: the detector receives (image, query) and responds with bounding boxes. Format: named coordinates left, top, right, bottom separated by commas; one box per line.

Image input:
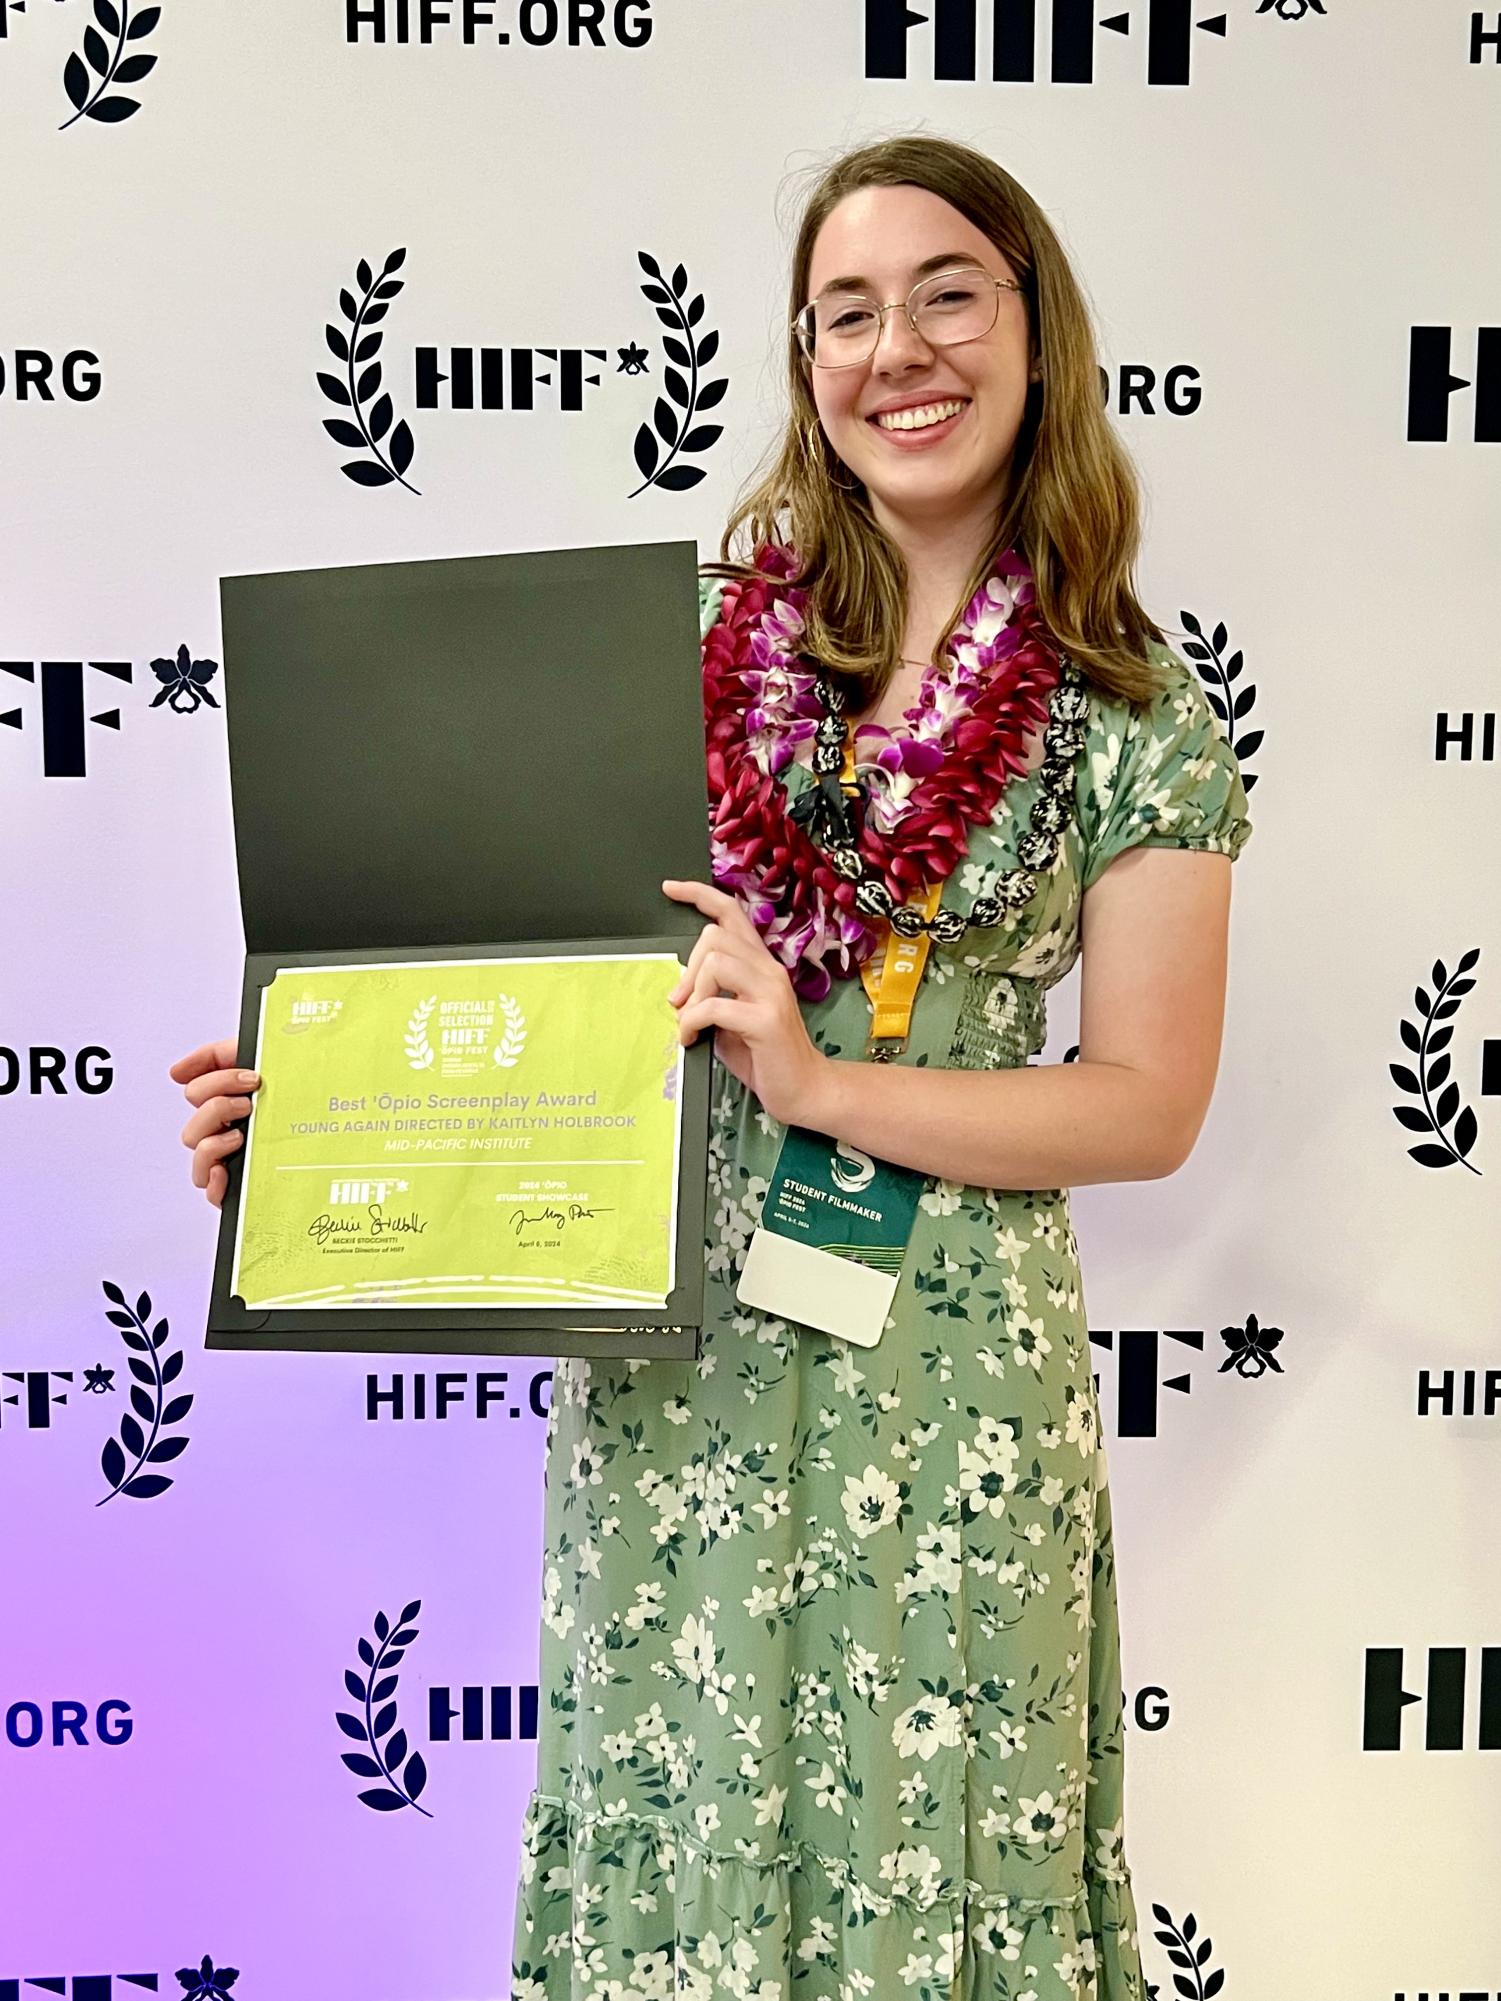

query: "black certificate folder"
left=206, top=541, right=711, bottom=1360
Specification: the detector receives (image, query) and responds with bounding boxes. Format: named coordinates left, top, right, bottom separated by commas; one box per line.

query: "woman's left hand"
left=662, top=879, right=831, bottom=1128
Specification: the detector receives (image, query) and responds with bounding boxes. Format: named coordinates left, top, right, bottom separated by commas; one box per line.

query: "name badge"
left=736, top=1125, right=924, bottom=1346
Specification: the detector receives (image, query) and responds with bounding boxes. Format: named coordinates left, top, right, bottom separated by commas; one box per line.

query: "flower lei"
left=703, top=541, right=1067, bottom=1000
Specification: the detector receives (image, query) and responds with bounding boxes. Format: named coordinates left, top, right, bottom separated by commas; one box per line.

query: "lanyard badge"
left=736, top=1125, right=925, bottom=1346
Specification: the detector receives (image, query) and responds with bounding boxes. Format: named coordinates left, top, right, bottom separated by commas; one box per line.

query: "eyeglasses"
left=792, top=265, right=1024, bottom=369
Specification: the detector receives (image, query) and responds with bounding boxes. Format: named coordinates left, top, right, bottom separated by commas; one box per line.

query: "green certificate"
left=229, top=954, right=686, bottom=1312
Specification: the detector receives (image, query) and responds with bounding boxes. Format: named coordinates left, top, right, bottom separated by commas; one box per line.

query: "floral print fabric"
left=509, top=574, right=1253, bottom=2001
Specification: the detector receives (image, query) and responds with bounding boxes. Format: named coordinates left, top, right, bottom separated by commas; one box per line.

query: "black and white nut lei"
left=787, top=658, right=1089, bottom=942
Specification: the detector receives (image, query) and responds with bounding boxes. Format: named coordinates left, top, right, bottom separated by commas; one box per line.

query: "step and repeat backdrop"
left=2, top=2, right=1497, bottom=1996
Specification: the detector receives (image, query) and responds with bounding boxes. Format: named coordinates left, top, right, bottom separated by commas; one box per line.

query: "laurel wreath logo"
left=97, top=1280, right=192, bottom=1504
left=629, top=252, right=727, bottom=497
left=61, top=0, right=159, bottom=130
left=1390, top=949, right=1481, bottom=1174
left=1149, top=1902, right=1225, bottom=2000
left=336, top=1601, right=432, bottom=1816
left=319, top=247, right=419, bottom=494
left=492, top=994, right=527, bottom=1068
left=1177, top=612, right=1262, bottom=789
left=405, top=995, right=437, bottom=1070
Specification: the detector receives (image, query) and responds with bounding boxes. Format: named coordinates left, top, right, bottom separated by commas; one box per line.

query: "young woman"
left=173, top=135, right=1250, bottom=2001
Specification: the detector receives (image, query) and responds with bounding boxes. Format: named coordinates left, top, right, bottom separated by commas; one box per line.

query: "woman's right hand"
left=169, top=1038, right=262, bottom=1209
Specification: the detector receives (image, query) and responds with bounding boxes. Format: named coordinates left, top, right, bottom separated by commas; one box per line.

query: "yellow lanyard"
left=837, top=740, right=941, bottom=1061
left=858, top=883, right=943, bottom=1059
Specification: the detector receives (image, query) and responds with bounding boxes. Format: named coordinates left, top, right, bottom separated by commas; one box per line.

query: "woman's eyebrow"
left=814, top=251, right=980, bottom=294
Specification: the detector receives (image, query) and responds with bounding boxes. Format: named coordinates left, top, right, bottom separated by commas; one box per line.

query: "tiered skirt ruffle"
left=511, top=1789, right=1146, bottom=2000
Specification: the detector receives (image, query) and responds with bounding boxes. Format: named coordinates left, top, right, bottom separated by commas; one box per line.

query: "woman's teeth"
left=874, top=399, right=967, bottom=432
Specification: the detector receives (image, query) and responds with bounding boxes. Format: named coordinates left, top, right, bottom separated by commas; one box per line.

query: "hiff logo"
left=1435, top=707, right=1497, bottom=762
left=1391, top=1990, right=1501, bottom=2001
left=320, top=246, right=727, bottom=498
left=2, top=1368, right=75, bottom=1431
left=1091, top=1314, right=1283, bottom=1436
left=337, top=1599, right=542, bottom=1815
left=0, top=660, right=130, bottom=776
left=1408, top=327, right=1501, bottom=442
left=862, top=0, right=1233, bottom=88
left=1090, top=1326, right=1202, bottom=1437
left=3, top=1284, right=196, bottom=1510
left=330, top=1178, right=408, bottom=1204
left=1362, top=1645, right=1501, bottom=1751
left=0, top=646, right=217, bottom=778
left=1417, top=1368, right=1501, bottom=1418
left=0, top=1956, right=243, bottom=1999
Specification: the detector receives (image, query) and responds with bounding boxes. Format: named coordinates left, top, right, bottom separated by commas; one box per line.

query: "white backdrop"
left=2, top=2, right=1498, bottom=1995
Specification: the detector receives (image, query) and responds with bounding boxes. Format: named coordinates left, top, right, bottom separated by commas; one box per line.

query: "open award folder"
left=205, top=539, right=711, bottom=1360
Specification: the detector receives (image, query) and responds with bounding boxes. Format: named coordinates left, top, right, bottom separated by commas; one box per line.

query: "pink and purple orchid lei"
left=703, top=542, right=1059, bottom=1000
left=739, top=560, right=1037, bottom=823
left=849, top=564, right=1034, bottom=833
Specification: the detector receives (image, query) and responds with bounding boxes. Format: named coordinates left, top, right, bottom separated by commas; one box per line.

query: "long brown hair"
left=708, top=134, right=1167, bottom=709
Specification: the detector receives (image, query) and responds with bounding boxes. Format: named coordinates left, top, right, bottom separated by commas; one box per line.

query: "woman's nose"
left=872, top=307, right=934, bottom=368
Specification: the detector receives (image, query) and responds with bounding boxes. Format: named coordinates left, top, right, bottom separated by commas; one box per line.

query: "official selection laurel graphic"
left=318, top=247, right=419, bottom=494
left=1148, top=1902, right=1225, bottom=2001
left=1390, top=949, right=1482, bottom=1174
left=317, top=245, right=727, bottom=497
left=404, top=995, right=437, bottom=1070
left=1177, top=610, right=1261, bottom=790
left=492, top=995, right=526, bottom=1067
left=97, top=1280, right=192, bottom=1504
left=61, top=0, right=160, bottom=131
left=404, top=994, right=528, bottom=1070
left=627, top=250, right=727, bottom=497
left=336, top=1601, right=432, bottom=1817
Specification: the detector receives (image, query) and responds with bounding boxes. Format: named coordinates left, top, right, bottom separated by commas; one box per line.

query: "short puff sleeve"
left=1076, top=641, right=1253, bottom=894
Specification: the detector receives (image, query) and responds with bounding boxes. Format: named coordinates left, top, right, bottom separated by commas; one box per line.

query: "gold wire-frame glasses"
left=792, top=265, right=1024, bottom=369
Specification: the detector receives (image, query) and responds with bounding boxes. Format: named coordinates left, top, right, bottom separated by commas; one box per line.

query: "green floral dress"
left=510, top=575, right=1252, bottom=2001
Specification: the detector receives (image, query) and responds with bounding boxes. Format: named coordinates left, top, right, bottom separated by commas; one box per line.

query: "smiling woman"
left=502, top=135, right=1253, bottom=2001
left=156, top=129, right=1252, bottom=2001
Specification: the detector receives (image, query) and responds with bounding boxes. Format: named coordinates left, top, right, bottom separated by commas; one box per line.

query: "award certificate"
left=229, top=954, right=686, bottom=1313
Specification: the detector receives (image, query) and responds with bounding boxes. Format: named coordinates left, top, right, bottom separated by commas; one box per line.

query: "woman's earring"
left=803, top=416, right=858, bottom=492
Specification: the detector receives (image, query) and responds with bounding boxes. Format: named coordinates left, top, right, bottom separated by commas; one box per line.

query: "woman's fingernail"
left=236, top=1070, right=259, bottom=1086
left=227, top=1130, right=244, bottom=1144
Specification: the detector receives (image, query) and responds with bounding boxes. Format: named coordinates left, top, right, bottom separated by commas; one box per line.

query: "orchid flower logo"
left=1217, top=1313, right=1285, bottom=1380
left=149, top=644, right=220, bottom=715
left=175, top=1957, right=239, bottom=1999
